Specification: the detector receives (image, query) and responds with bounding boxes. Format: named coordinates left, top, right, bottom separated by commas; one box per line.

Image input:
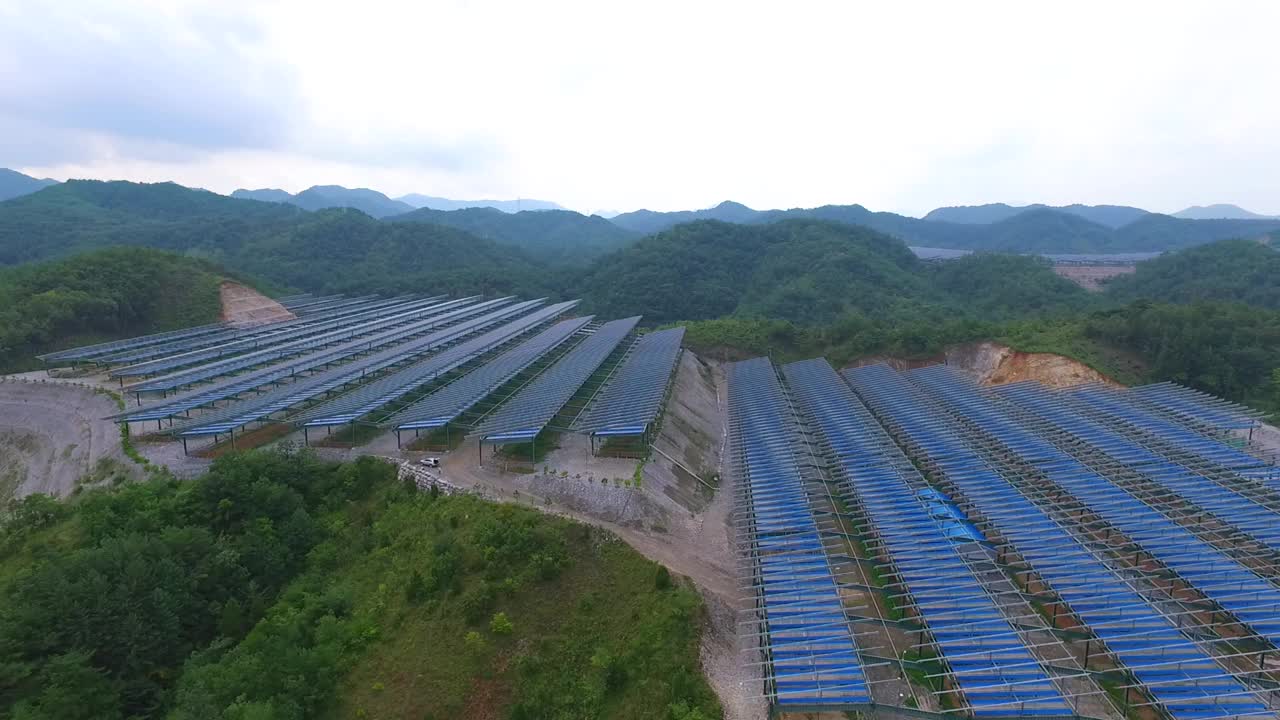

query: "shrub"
left=489, top=612, right=514, bottom=636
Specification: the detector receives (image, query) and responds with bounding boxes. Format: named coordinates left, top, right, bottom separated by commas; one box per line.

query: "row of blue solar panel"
left=169, top=301, right=549, bottom=437
left=786, top=359, right=1073, bottom=717
left=727, top=358, right=870, bottom=708
left=387, top=315, right=594, bottom=433
left=98, top=295, right=394, bottom=367
left=476, top=316, right=640, bottom=443
left=845, top=364, right=1271, bottom=720
left=110, top=295, right=446, bottom=377
left=574, top=326, right=685, bottom=437
left=113, top=299, right=535, bottom=424
left=128, top=296, right=488, bottom=393
left=294, top=301, right=581, bottom=428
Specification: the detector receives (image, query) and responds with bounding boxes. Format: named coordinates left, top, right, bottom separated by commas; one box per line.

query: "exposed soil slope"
left=849, top=341, right=1120, bottom=388
left=0, top=378, right=138, bottom=500
left=219, top=280, right=295, bottom=327
left=1053, top=264, right=1136, bottom=291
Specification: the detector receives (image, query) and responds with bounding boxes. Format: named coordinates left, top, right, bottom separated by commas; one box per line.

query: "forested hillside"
left=224, top=208, right=554, bottom=297
left=924, top=203, right=1150, bottom=228
left=0, top=180, right=304, bottom=265
left=0, top=449, right=721, bottom=719
left=0, top=169, right=58, bottom=203
left=612, top=200, right=1280, bottom=253
left=0, top=182, right=555, bottom=298
left=1105, top=239, right=1280, bottom=308
left=0, top=248, right=225, bottom=371
left=575, top=219, right=1092, bottom=325
left=389, top=206, right=637, bottom=264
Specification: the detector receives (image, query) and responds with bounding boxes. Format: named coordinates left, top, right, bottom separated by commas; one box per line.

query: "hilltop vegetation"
left=0, top=248, right=225, bottom=371
left=924, top=202, right=1150, bottom=228
left=612, top=200, right=1280, bottom=253
left=0, top=449, right=720, bottom=720
left=0, top=182, right=553, bottom=298
left=231, top=185, right=415, bottom=218
left=1106, top=239, right=1280, bottom=308
left=390, top=206, right=637, bottom=265
left=576, top=219, right=1092, bottom=325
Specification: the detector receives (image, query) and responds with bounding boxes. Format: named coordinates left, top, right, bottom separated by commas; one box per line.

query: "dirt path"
left=0, top=377, right=139, bottom=500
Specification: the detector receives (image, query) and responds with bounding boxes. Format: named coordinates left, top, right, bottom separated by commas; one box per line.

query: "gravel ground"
left=0, top=376, right=141, bottom=499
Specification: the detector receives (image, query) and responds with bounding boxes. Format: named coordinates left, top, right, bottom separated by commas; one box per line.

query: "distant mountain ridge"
left=388, top=206, right=636, bottom=265
left=231, top=185, right=413, bottom=218
left=923, top=203, right=1150, bottom=228
left=395, top=194, right=564, bottom=213
left=0, top=168, right=59, bottom=202
left=1173, top=204, right=1278, bottom=220
left=611, top=200, right=1280, bottom=254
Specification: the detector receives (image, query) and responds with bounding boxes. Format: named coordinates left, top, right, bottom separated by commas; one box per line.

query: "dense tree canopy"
left=1104, top=239, right=1280, bottom=308
left=0, top=248, right=225, bottom=371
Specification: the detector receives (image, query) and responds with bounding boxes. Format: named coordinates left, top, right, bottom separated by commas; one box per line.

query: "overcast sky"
left=3, top=0, right=1277, bottom=216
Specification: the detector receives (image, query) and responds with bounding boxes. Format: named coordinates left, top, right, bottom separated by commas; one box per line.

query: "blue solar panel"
left=1069, top=386, right=1279, bottom=490
left=728, top=358, right=870, bottom=709
left=127, top=296, right=486, bottom=394
left=476, top=316, right=639, bottom=444
left=902, top=366, right=1280, bottom=659
left=171, top=300, right=547, bottom=438
left=386, top=315, right=593, bottom=433
left=785, top=359, right=1072, bottom=717
left=994, top=382, right=1280, bottom=554
left=113, top=299, right=534, bottom=424
left=1132, top=383, right=1263, bottom=432
left=843, top=363, right=1270, bottom=720
left=99, top=295, right=398, bottom=367
left=110, top=296, right=445, bottom=377
left=574, top=327, right=684, bottom=437
left=294, top=301, right=580, bottom=428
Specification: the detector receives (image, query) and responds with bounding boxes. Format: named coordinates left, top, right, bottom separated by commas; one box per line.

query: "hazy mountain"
left=231, top=188, right=294, bottom=203
left=225, top=185, right=413, bottom=218
left=1173, top=204, right=1278, bottom=220
left=288, top=186, right=413, bottom=218
left=924, top=203, right=1150, bottom=228
left=610, top=200, right=760, bottom=234
left=388, top=206, right=636, bottom=265
left=0, top=180, right=305, bottom=265
left=611, top=200, right=1280, bottom=253
left=396, top=194, right=564, bottom=213
left=0, top=168, right=59, bottom=202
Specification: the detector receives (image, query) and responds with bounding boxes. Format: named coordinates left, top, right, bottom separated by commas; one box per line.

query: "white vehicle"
left=418, top=457, right=441, bottom=468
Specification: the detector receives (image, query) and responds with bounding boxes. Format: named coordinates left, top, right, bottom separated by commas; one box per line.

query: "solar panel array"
left=785, top=359, right=1073, bottom=716
left=111, top=295, right=446, bottom=377
left=112, top=299, right=538, bottom=424
left=386, top=315, right=594, bottom=433
left=170, top=300, right=548, bottom=438
left=127, top=296, right=487, bottom=394
left=475, top=316, right=640, bottom=444
left=721, top=354, right=1280, bottom=717
left=574, top=326, right=684, bottom=437
left=847, top=364, right=1273, bottom=719
left=293, top=300, right=581, bottom=428
left=726, top=358, right=870, bottom=708
left=98, top=295, right=396, bottom=368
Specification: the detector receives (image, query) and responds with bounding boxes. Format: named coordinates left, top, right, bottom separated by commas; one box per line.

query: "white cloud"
left=7, top=0, right=1280, bottom=215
